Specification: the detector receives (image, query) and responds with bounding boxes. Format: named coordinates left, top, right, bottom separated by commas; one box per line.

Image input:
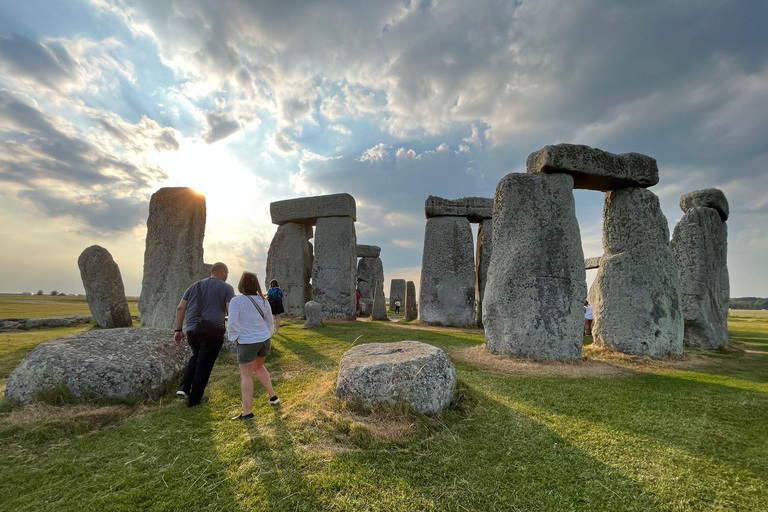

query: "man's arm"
left=174, top=299, right=188, bottom=345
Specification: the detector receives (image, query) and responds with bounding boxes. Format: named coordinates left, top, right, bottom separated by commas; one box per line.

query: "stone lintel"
left=270, top=193, right=356, bottom=225
left=356, top=244, right=381, bottom=258
left=526, top=144, right=659, bottom=192
left=584, top=256, right=601, bottom=270
left=424, top=195, right=493, bottom=222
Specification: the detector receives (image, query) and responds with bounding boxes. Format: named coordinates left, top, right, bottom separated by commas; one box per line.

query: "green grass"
left=0, top=317, right=766, bottom=511
left=729, top=309, right=768, bottom=319
left=0, top=294, right=140, bottom=319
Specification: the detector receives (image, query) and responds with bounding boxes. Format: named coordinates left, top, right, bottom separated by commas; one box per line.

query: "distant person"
left=229, top=271, right=279, bottom=421
left=356, top=288, right=361, bottom=316
left=174, top=262, right=235, bottom=407
left=266, top=279, right=284, bottom=334
left=584, top=300, right=593, bottom=336
left=394, top=299, right=401, bottom=314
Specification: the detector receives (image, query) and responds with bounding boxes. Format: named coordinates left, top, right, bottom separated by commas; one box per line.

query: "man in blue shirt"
left=173, top=262, right=235, bottom=407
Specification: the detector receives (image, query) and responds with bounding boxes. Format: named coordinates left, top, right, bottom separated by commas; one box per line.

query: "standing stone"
left=680, top=188, right=729, bottom=221
left=405, top=281, right=417, bottom=321
left=389, top=279, right=406, bottom=312
left=419, top=217, right=476, bottom=326
left=372, top=282, right=388, bottom=320
left=359, top=298, right=373, bottom=316
left=304, top=301, right=323, bottom=328
left=139, top=187, right=205, bottom=328
left=312, top=217, right=356, bottom=320
left=77, top=245, right=132, bottom=328
left=357, top=257, right=384, bottom=302
left=671, top=204, right=729, bottom=349
left=201, top=263, right=213, bottom=280
left=591, top=187, right=683, bottom=356
left=483, top=173, right=586, bottom=360
left=475, top=218, right=493, bottom=327
left=266, top=222, right=314, bottom=316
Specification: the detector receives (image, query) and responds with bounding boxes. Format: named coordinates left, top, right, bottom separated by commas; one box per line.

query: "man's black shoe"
left=230, top=412, right=254, bottom=421
left=187, top=396, right=210, bottom=407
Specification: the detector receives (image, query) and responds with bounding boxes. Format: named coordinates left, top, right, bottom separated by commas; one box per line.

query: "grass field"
left=0, top=294, right=140, bottom=319
left=729, top=309, right=768, bottom=318
left=0, top=314, right=766, bottom=511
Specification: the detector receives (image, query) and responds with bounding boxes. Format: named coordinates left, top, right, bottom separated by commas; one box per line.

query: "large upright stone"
left=139, top=187, right=205, bottom=328
left=77, top=245, right=132, bottom=328
left=475, top=218, right=493, bottom=327
left=357, top=257, right=384, bottom=302
left=483, top=173, right=586, bottom=360
left=304, top=301, right=323, bottom=328
left=526, top=144, right=659, bottom=191
left=266, top=222, right=314, bottom=316
left=201, top=263, right=213, bottom=280
left=271, top=193, right=356, bottom=225
left=680, top=188, right=729, bottom=221
left=312, top=217, right=356, bottom=320
left=424, top=196, right=493, bottom=222
left=419, top=217, right=476, bottom=326
left=671, top=205, right=729, bottom=349
left=591, top=187, right=683, bottom=356
left=356, top=244, right=381, bottom=258
left=405, top=281, right=417, bottom=321
left=372, top=282, right=388, bottom=321
left=389, top=279, right=406, bottom=312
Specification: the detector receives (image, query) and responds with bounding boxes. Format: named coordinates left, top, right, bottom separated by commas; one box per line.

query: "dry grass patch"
left=450, top=344, right=630, bottom=377
left=2, top=402, right=147, bottom=428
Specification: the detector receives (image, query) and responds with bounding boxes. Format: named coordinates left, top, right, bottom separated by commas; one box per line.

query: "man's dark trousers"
left=179, top=329, right=224, bottom=406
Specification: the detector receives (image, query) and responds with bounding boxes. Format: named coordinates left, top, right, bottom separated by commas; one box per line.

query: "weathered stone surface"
left=357, top=257, right=384, bottom=302
left=139, top=187, right=205, bottom=328
left=419, top=217, right=476, bottom=325
left=266, top=222, right=314, bottom=316
left=270, top=193, right=356, bottom=225
left=335, top=341, right=456, bottom=415
left=304, top=301, right=323, bottom=327
left=475, top=218, right=493, bottom=327
left=591, top=187, right=683, bottom=356
left=4, top=328, right=189, bottom=405
left=0, top=315, right=93, bottom=331
left=372, top=283, right=388, bottom=320
left=201, top=263, right=213, bottom=280
left=526, top=144, right=659, bottom=191
left=424, top=196, right=493, bottom=222
left=356, top=244, right=381, bottom=258
left=405, top=281, right=417, bottom=321
left=680, top=188, right=729, bottom=221
left=313, top=217, right=356, bottom=320
left=389, top=279, right=406, bottom=312
left=78, top=245, right=132, bottom=329
left=671, top=206, right=729, bottom=349
left=359, top=298, right=373, bottom=316
left=584, top=256, right=601, bottom=270
left=484, top=173, right=586, bottom=360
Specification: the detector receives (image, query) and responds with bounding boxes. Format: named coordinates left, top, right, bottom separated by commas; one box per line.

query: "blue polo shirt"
left=182, top=277, right=235, bottom=331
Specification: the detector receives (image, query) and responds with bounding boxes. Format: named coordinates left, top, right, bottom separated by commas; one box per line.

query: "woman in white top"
left=584, top=300, right=594, bottom=336
left=228, top=271, right=279, bottom=421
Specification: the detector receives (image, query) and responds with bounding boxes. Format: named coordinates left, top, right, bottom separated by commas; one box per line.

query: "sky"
left=0, top=0, right=766, bottom=298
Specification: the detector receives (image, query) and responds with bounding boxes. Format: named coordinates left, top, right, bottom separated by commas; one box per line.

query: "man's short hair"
left=210, top=262, right=228, bottom=275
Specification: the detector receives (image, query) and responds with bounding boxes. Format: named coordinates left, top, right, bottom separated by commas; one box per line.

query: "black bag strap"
left=245, top=294, right=266, bottom=320
left=195, top=280, right=204, bottom=325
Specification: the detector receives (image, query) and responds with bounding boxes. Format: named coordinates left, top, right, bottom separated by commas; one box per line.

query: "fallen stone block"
left=335, top=341, right=456, bottom=415
left=4, top=328, right=189, bottom=405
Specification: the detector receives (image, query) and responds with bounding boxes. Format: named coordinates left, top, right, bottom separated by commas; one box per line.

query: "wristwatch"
left=174, top=329, right=183, bottom=332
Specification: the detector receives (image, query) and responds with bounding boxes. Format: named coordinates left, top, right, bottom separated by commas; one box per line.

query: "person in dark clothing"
left=266, top=279, right=284, bottom=334
left=173, top=262, right=235, bottom=407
